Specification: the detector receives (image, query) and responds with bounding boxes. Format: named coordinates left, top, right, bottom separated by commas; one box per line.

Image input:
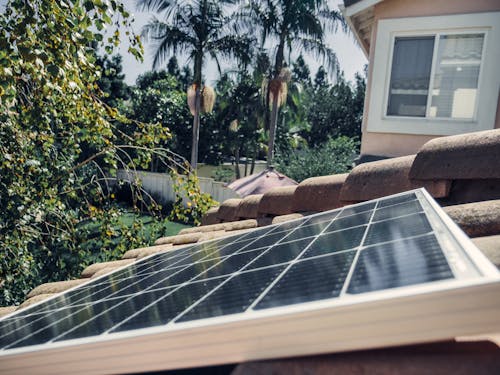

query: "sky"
left=0, top=0, right=367, bottom=85
left=117, top=0, right=367, bottom=85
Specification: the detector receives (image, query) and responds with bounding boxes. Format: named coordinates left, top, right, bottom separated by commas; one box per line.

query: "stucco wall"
left=360, top=0, right=500, bottom=158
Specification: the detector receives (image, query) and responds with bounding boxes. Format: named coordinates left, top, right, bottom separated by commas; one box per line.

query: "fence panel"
left=116, top=170, right=239, bottom=204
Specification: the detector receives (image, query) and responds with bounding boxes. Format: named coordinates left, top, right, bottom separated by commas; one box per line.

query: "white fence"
left=116, top=170, right=239, bottom=204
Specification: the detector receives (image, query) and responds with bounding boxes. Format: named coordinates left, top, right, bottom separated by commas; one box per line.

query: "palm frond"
left=141, top=18, right=195, bottom=69
left=295, top=36, right=340, bottom=76
left=136, top=0, right=176, bottom=13
left=206, top=34, right=255, bottom=66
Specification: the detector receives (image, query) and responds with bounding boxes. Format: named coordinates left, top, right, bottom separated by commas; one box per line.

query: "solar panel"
left=1, top=189, right=500, bottom=375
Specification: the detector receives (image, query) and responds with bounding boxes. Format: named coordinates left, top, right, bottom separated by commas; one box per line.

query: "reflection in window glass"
left=430, top=34, right=484, bottom=119
left=387, top=36, right=434, bottom=117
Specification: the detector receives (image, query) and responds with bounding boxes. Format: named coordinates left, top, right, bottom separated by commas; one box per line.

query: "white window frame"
left=367, top=12, right=500, bottom=136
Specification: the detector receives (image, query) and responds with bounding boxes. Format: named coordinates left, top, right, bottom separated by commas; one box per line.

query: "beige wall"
left=360, top=0, right=500, bottom=157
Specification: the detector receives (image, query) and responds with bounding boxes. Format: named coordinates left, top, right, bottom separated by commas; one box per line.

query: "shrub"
left=274, top=136, right=359, bottom=182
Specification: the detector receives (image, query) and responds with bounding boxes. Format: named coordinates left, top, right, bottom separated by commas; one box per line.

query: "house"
left=2, top=1, right=500, bottom=373
left=342, top=0, right=500, bottom=159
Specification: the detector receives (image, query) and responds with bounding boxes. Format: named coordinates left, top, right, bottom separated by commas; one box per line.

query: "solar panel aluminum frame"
left=1, top=189, right=500, bottom=375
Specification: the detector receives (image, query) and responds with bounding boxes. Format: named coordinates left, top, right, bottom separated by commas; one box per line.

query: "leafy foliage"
left=0, top=0, right=211, bottom=306
left=139, top=0, right=255, bottom=167
left=96, top=54, right=130, bottom=108
left=274, top=136, right=360, bottom=182
left=239, top=0, right=347, bottom=165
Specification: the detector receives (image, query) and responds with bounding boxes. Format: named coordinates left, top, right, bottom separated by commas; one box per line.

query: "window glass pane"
left=429, top=34, right=484, bottom=119
left=387, top=36, right=434, bottom=117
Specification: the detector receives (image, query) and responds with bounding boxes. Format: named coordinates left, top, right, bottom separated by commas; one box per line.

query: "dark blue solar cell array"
left=0, top=191, right=457, bottom=352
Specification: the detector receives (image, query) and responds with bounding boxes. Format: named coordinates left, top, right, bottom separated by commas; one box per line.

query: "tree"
left=126, top=71, right=193, bottom=162
left=275, top=136, right=359, bottom=182
left=96, top=54, right=130, bottom=108
left=292, top=54, right=311, bottom=86
left=138, top=0, right=254, bottom=169
left=0, top=0, right=213, bottom=306
left=307, top=71, right=366, bottom=144
left=241, top=0, right=346, bottom=167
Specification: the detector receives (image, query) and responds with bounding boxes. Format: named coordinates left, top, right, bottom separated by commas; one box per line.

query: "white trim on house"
left=366, top=12, right=500, bottom=136
left=344, top=0, right=384, bottom=17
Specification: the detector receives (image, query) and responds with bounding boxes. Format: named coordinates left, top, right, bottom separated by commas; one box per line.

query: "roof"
left=227, top=168, right=297, bottom=197
left=2, top=128, right=500, bottom=373
left=341, top=0, right=383, bottom=56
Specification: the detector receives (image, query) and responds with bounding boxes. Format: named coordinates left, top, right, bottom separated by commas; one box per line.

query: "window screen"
left=387, top=33, right=485, bottom=119
left=387, top=36, right=434, bottom=117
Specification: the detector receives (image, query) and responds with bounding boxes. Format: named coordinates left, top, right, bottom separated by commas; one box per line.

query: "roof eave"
left=344, top=0, right=384, bottom=17
left=342, top=0, right=383, bottom=58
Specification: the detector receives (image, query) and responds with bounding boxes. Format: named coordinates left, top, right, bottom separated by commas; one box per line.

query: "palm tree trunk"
left=235, top=147, right=241, bottom=179
left=267, top=95, right=279, bottom=168
left=190, top=87, right=201, bottom=170
left=266, top=35, right=286, bottom=168
left=191, top=51, right=203, bottom=171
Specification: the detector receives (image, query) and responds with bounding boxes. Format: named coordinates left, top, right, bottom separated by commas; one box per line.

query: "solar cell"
left=1, top=189, right=499, bottom=375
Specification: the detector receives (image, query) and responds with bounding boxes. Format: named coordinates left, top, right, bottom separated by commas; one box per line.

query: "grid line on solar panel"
left=163, top=213, right=341, bottom=323
left=107, top=224, right=308, bottom=333
left=347, top=233, right=454, bottom=294
left=371, top=199, right=421, bottom=222
left=244, top=210, right=344, bottom=311
left=337, top=199, right=380, bottom=297
left=0, top=190, right=471, bottom=354
left=254, top=251, right=357, bottom=309
left=0, top=218, right=312, bottom=348
left=0, top=235, right=238, bottom=324
left=10, top=232, right=257, bottom=319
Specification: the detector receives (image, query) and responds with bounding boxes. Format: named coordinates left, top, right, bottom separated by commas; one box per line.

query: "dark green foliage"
left=292, top=55, right=311, bottom=86
left=308, top=72, right=365, bottom=145
left=126, top=71, right=193, bottom=162
left=0, top=0, right=212, bottom=306
left=96, top=54, right=130, bottom=108
left=274, top=136, right=360, bottom=182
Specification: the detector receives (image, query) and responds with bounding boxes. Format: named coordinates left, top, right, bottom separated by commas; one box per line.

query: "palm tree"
left=239, top=0, right=346, bottom=167
left=138, top=0, right=254, bottom=169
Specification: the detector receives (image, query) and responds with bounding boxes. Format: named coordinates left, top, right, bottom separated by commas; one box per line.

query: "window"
left=387, top=33, right=485, bottom=120
left=367, top=13, right=500, bottom=136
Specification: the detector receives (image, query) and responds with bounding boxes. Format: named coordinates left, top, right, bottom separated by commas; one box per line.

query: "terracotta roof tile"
left=178, top=223, right=226, bottom=235
left=26, top=279, right=87, bottom=299
left=178, top=219, right=257, bottom=235
left=272, top=213, right=306, bottom=224
left=444, top=200, right=500, bottom=238
left=340, top=155, right=416, bottom=202
left=91, top=266, right=125, bottom=278
left=200, top=206, right=221, bottom=226
left=217, top=198, right=243, bottom=222
left=222, top=219, right=258, bottom=232
left=80, top=259, right=135, bottom=278
left=154, top=232, right=203, bottom=246
left=237, top=194, right=264, bottom=219
left=171, top=233, right=204, bottom=245
left=259, top=185, right=298, bottom=216
left=341, top=155, right=450, bottom=202
left=410, top=129, right=500, bottom=180
left=197, top=230, right=228, bottom=242
left=0, top=306, right=17, bottom=318
left=18, top=293, right=54, bottom=309
left=292, top=174, right=348, bottom=212
left=137, top=245, right=177, bottom=260
left=136, top=245, right=184, bottom=260
left=439, top=179, right=500, bottom=206
left=122, top=244, right=173, bottom=259
left=472, top=235, right=500, bottom=268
